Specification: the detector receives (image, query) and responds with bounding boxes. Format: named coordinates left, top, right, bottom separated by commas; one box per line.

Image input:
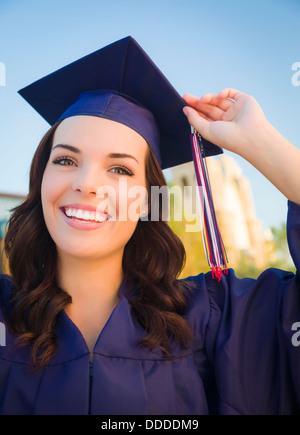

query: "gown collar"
left=51, top=274, right=168, bottom=365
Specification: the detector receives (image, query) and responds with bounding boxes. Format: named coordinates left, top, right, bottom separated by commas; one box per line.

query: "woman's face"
left=41, top=115, right=148, bottom=262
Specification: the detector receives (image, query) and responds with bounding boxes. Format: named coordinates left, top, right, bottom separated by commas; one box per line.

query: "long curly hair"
left=4, top=121, right=194, bottom=368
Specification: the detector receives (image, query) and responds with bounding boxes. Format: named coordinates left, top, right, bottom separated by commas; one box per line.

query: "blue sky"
left=0, top=0, right=299, bottom=229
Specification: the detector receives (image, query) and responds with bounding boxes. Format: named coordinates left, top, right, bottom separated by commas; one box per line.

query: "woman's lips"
left=64, top=207, right=108, bottom=222
left=60, top=205, right=110, bottom=231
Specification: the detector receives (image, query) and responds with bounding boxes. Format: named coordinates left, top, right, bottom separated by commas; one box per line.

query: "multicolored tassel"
left=190, top=126, right=228, bottom=280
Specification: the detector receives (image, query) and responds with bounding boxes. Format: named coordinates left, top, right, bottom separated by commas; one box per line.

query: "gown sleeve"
left=197, top=200, right=300, bottom=414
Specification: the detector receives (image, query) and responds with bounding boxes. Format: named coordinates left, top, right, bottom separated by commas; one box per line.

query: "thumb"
left=182, top=106, right=211, bottom=140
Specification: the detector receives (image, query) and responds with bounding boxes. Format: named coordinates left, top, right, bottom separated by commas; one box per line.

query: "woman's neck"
left=56, top=250, right=124, bottom=354
left=56, top=250, right=124, bottom=308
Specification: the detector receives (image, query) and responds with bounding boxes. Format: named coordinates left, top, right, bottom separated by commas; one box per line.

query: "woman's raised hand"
left=182, top=88, right=268, bottom=157
left=183, top=88, right=300, bottom=205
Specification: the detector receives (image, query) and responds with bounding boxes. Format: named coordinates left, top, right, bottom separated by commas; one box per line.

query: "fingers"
left=218, top=88, right=244, bottom=101
left=197, top=104, right=226, bottom=121
left=183, top=104, right=222, bottom=122
left=182, top=106, right=211, bottom=139
left=183, top=98, right=230, bottom=122
left=183, top=92, right=234, bottom=112
left=182, top=88, right=245, bottom=135
left=184, top=88, right=244, bottom=105
left=182, top=93, right=200, bottom=105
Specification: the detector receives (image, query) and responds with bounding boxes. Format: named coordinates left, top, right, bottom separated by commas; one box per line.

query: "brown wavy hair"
left=4, top=121, right=194, bottom=368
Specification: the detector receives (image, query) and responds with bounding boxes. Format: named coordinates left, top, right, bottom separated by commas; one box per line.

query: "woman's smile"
left=60, top=204, right=110, bottom=231
left=41, top=115, right=148, bottom=260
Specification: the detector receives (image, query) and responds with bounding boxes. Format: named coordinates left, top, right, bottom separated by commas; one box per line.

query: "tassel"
left=190, top=126, right=228, bottom=280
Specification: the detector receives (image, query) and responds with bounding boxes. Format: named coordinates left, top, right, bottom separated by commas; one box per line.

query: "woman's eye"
left=52, top=157, right=77, bottom=166
left=110, top=166, right=134, bottom=176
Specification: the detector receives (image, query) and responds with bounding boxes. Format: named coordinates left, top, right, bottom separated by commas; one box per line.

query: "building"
left=171, top=155, right=268, bottom=270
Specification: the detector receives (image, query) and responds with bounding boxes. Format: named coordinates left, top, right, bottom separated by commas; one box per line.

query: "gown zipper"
left=88, top=358, right=94, bottom=415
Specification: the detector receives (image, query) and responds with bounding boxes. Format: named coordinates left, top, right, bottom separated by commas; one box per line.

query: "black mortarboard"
left=18, top=35, right=222, bottom=169
left=18, top=36, right=227, bottom=278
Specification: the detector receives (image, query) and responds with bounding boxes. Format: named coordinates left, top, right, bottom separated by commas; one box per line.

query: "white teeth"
left=76, top=209, right=83, bottom=219
left=83, top=211, right=90, bottom=220
left=95, top=212, right=106, bottom=222
left=64, top=208, right=107, bottom=223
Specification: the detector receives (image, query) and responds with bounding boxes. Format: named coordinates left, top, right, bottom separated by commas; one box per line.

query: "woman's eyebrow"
left=107, top=153, right=139, bottom=164
left=51, top=146, right=139, bottom=164
left=51, top=144, right=81, bottom=153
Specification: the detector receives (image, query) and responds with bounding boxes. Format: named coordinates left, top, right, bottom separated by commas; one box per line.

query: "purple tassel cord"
left=190, top=127, right=228, bottom=281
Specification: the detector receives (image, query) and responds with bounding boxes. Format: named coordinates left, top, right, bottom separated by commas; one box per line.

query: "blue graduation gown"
left=0, top=200, right=300, bottom=415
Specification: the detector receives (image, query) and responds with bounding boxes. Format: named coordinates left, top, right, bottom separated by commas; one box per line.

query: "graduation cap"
left=18, top=36, right=227, bottom=279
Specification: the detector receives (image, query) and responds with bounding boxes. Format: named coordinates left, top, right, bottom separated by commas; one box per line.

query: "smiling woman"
left=1, top=36, right=300, bottom=415
left=42, top=116, right=148, bottom=260
left=4, top=112, right=192, bottom=366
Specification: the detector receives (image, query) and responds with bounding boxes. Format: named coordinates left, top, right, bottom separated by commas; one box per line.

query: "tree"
left=266, top=223, right=295, bottom=273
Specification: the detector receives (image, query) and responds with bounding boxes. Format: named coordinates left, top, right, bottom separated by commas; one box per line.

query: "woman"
left=0, top=37, right=300, bottom=415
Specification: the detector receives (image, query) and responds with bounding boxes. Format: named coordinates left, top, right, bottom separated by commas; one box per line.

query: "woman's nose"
left=72, top=166, right=101, bottom=195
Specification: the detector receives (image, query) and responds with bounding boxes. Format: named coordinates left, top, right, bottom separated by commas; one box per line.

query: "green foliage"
left=234, top=253, right=263, bottom=279
left=267, top=223, right=296, bottom=272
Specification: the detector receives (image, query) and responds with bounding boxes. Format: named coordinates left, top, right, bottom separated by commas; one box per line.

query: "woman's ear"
left=139, top=203, right=150, bottom=221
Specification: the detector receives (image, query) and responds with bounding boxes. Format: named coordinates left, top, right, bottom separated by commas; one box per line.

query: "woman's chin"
left=56, top=244, right=107, bottom=262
